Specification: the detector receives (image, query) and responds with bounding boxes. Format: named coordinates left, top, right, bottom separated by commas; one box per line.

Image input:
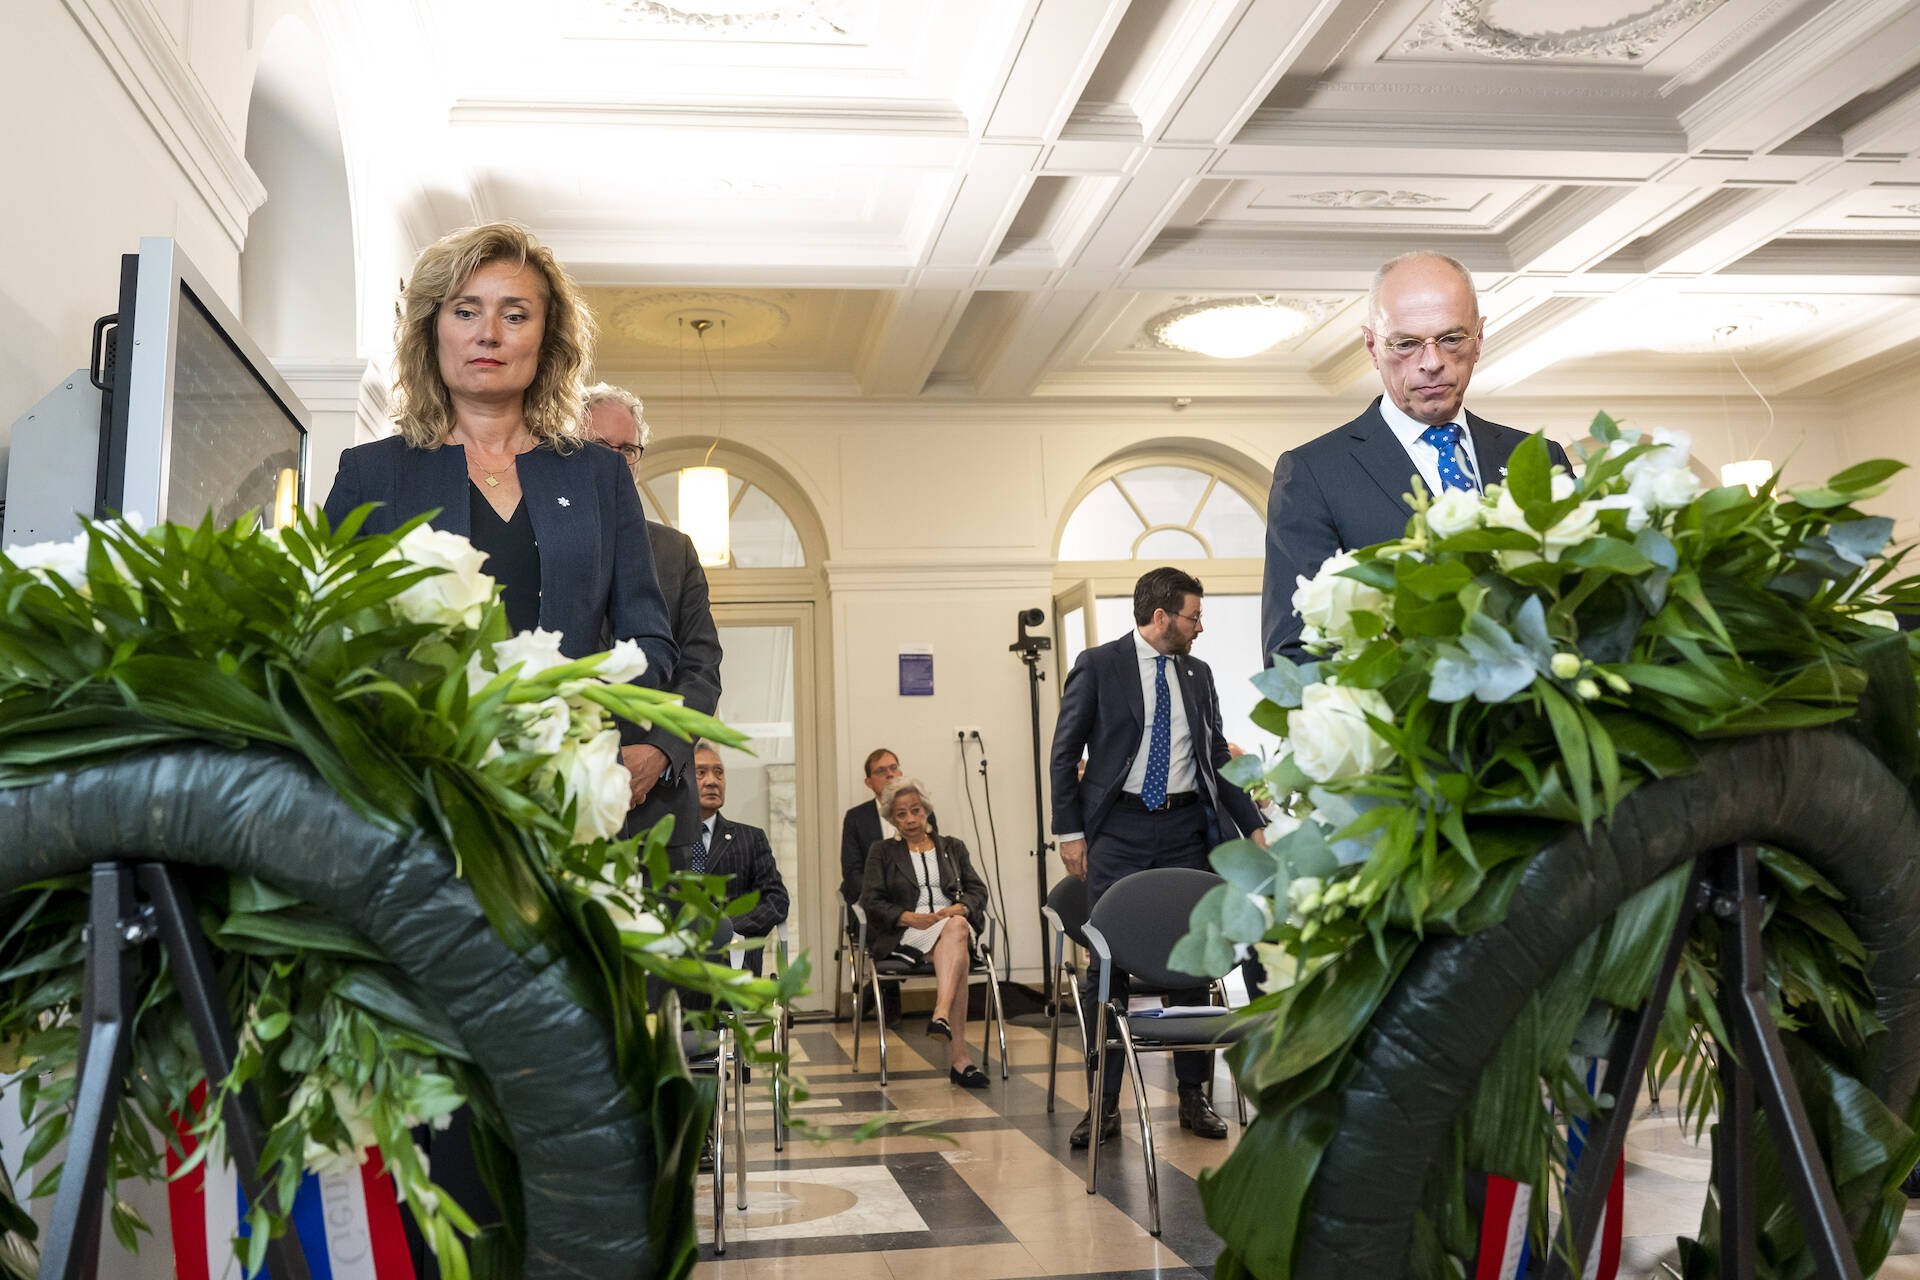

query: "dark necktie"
left=1142, top=655, right=1171, bottom=809
left=691, top=824, right=709, bottom=874
left=1420, top=423, right=1477, bottom=493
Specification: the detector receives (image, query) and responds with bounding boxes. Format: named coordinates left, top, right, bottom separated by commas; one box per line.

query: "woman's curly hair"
left=389, top=222, right=594, bottom=451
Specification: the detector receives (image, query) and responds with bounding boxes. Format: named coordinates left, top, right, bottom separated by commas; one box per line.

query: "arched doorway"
left=638, top=441, right=836, bottom=1011
left=1052, top=447, right=1269, bottom=749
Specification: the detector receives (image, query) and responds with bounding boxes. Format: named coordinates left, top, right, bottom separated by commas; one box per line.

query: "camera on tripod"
left=1010, top=606, right=1051, bottom=657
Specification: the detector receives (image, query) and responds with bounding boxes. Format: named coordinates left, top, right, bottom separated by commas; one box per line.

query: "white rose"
left=1289, top=682, right=1395, bottom=783
left=584, top=881, right=687, bottom=955
left=1592, top=493, right=1651, bottom=533
left=598, top=638, right=649, bottom=683
left=493, top=628, right=569, bottom=680
left=1858, top=609, right=1900, bottom=631
left=392, top=526, right=494, bottom=631
left=465, top=650, right=496, bottom=696
left=1489, top=473, right=1600, bottom=566
left=509, top=696, right=571, bottom=756
left=1288, top=876, right=1324, bottom=918
left=558, top=728, right=632, bottom=844
left=7, top=535, right=90, bottom=588
left=1426, top=488, right=1484, bottom=539
left=1292, top=551, right=1394, bottom=650
left=1619, top=428, right=1703, bottom=511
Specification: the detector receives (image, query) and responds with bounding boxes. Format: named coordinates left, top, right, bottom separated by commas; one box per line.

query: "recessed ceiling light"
left=1147, top=297, right=1312, bottom=359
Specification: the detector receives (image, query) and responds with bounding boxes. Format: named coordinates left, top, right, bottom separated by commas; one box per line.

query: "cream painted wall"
left=0, top=0, right=257, bottom=441
left=1835, top=363, right=1920, bottom=542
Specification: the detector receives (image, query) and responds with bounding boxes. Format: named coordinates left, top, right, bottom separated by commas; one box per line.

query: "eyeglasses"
left=612, top=442, right=645, bottom=461
left=1368, top=328, right=1478, bottom=360
left=1173, top=610, right=1203, bottom=626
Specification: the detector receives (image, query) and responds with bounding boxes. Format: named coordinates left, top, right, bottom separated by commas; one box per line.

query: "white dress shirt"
left=1124, top=629, right=1196, bottom=796
left=1058, top=630, right=1200, bottom=845
left=1378, top=396, right=1486, bottom=497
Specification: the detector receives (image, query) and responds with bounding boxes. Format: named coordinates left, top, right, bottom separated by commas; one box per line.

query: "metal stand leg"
left=1545, top=846, right=1861, bottom=1280
left=41, top=862, right=314, bottom=1280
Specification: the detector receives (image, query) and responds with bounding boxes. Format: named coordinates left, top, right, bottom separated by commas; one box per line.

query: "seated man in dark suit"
left=1261, top=251, right=1573, bottom=665
left=690, top=743, right=788, bottom=976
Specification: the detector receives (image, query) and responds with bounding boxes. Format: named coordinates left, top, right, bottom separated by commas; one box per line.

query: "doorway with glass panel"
left=1052, top=455, right=1270, bottom=756
left=635, top=447, right=836, bottom=1015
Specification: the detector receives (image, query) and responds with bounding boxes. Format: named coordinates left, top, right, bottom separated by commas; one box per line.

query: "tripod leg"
left=1542, top=861, right=1704, bottom=1280
left=1713, top=844, right=1862, bottom=1280
left=41, top=865, right=138, bottom=1280
left=138, top=864, right=315, bottom=1280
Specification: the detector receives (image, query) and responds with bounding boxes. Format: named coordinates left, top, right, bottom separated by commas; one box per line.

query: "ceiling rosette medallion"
left=1302, top=190, right=1448, bottom=209
left=1133, top=296, right=1350, bottom=358
left=1399, top=0, right=1725, bottom=62
left=608, top=290, right=795, bottom=350
left=599, top=0, right=856, bottom=38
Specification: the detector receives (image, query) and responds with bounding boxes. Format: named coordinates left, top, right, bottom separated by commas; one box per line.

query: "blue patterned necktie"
left=1420, top=423, right=1478, bottom=493
left=691, top=824, right=708, bottom=874
left=1142, top=655, right=1171, bottom=809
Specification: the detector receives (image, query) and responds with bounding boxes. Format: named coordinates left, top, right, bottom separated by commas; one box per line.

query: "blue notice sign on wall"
left=899, top=648, right=934, bottom=696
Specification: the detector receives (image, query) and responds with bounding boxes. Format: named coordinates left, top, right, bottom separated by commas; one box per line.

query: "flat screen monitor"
left=100, top=237, right=309, bottom=528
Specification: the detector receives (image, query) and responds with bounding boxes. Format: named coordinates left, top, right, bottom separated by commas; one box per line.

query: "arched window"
left=1053, top=453, right=1269, bottom=756
left=1059, top=464, right=1264, bottom=562
left=636, top=471, right=806, bottom=569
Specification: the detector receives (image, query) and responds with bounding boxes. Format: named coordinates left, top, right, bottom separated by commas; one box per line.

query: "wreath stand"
left=42, top=861, right=312, bottom=1280
left=1547, top=842, right=1860, bottom=1280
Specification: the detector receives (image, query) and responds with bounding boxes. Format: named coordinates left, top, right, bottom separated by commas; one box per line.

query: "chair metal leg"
left=1046, top=956, right=1063, bottom=1112
left=1086, top=1000, right=1110, bottom=1196
left=851, top=949, right=866, bottom=1067
left=1116, top=1020, right=1162, bottom=1236
left=734, top=1039, right=749, bottom=1212
left=871, top=970, right=890, bottom=1085
left=833, top=935, right=847, bottom=1022
left=773, top=1005, right=788, bottom=1152
left=988, top=971, right=1009, bottom=1080
left=712, top=1035, right=728, bottom=1254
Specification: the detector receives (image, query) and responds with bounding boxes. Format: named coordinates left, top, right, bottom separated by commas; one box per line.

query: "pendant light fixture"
left=679, top=317, right=731, bottom=567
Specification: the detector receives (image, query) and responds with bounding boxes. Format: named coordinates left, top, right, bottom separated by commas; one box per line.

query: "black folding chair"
left=849, top=903, right=1008, bottom=1086
left=1082, top=867, right=1252, bottom=1235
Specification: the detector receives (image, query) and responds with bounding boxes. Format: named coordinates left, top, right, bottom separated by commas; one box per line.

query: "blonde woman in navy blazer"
left=322, top=224, right=678, bottom=1278
left=323, top=222, right=678, bottom=697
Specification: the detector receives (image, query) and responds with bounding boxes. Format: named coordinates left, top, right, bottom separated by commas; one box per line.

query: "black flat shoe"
left=926, top=1016, right=953, bottom=1041
left=949, top=1064, right=990, bottom=1089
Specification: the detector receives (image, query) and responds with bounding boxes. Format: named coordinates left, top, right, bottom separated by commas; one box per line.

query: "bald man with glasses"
left=1259, top=251, right=1571, bottom=666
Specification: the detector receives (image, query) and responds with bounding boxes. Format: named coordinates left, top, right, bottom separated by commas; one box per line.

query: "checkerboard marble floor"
left=692, top=1009, right=1920, bottom=1280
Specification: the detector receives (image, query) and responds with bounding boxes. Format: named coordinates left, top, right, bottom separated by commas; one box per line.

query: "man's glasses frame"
left=1365, top=327, right=1480, bottom=360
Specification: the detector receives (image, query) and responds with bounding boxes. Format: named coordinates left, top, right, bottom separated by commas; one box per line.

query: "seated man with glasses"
left=1258, top=250, right=1571, bottom=666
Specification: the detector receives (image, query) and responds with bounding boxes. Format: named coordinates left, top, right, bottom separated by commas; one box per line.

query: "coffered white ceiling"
left=327, top=0, right=1920, bottom=402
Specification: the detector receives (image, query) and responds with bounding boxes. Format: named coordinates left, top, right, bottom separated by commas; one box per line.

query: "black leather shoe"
left=1178, top=1087, right=1228, bottom=1139
left=1070, top=1098, right=1121, bottom=1149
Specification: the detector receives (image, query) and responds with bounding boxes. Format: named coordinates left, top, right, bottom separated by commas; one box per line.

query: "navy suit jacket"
left=1049, top=632, right=1263, bottom=849
left=676, top=813, right=788, bottom=940
left=1260, top=397, right=1573, bottom=664
left=622, top=521, right=722, bottom=849
left=322, top=436, right=679, bottom=740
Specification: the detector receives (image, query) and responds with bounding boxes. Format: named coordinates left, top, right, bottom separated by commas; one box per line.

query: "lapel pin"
left=557, top=496, right=571, bottom=507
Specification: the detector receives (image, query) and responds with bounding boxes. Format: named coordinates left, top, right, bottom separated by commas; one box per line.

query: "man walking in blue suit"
left=1049, top=567, right=1266, bottom=1149
left=1261, top=251, right=1572, bottom=665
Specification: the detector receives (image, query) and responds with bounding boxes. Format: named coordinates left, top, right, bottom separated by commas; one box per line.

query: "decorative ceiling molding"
left=1300, top=189, right=1448, bottom=208
left=607, top=290, right=796, bottom=350
left=1397, top=0, right=1725, bottom=63
left=598, top=0, right=856, bottom=38
left=59, top=0, right=266, bottom=248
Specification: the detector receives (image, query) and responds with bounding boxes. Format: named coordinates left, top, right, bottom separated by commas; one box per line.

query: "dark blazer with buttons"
left=839, top=799, right=937, bottom=907
left=1260, top=396, right=1572, bottom=665
left=1050, top=632, right=1262, bottom=851
left=857, top=833, right=990, bottom=960
left=622, top=521, right=722, bottom=849
left=675, top=813, right=787, bottom=969
left=323, top=436, right=679, bottom=741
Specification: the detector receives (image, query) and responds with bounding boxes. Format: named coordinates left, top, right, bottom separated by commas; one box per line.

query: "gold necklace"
left=470, top=456, right=515, bottom=489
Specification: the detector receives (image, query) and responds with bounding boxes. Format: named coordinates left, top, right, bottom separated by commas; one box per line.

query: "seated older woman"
left=857, top=777, right=993, bottom=1088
